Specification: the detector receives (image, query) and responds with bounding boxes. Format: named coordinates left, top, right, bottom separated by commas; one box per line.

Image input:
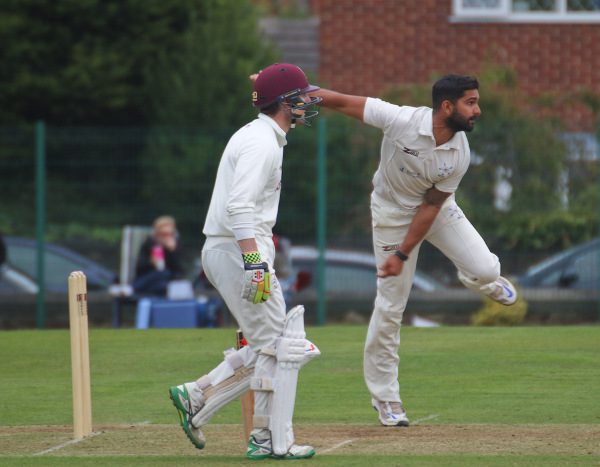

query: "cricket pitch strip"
left=1, top=423, right=599, bottom=458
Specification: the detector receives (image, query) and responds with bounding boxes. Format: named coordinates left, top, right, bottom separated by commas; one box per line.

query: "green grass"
left=1, top=325, right=599, bottom=465
left=0, top=455, right=597, bottom=467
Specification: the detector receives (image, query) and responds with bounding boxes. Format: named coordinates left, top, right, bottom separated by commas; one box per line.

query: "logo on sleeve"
left=437, top=162, right=454, bottom=178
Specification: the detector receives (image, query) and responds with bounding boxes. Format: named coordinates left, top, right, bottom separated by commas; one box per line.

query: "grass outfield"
left=0, top=325, right=599, bottom=465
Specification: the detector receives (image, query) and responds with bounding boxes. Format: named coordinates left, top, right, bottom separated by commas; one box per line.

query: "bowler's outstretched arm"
left=310, top=89, right=367, bottom=121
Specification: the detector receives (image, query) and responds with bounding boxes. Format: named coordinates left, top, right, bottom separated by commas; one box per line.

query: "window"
left=560, top=132, right=599, bottom=162
left=526, top=243, right=598, bottom=289
left=454, top=0, right=509, bottom=17
left=569, top=248, right=598, bottom=289
left=8, top=245, right=84, bottom=291
left=7, top=244, right=110, bottom=291
left=452, top=0, right=600, bottom=22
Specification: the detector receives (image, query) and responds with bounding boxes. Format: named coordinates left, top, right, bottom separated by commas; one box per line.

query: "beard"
left=446, top=109, right=476, bottom=133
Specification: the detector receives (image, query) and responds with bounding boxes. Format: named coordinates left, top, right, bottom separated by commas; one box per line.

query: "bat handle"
left=236, top=329, right=254, bottom=442
left=236, top=329, right=248, bottom=350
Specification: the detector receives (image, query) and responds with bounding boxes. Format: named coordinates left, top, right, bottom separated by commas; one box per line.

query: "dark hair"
left=432, top=75, right=479, bottom=111
left=260, top=100, right=281, bottom=116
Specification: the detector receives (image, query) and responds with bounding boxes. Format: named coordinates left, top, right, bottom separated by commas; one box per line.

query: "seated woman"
left=133, top=216, right=184, bottom=297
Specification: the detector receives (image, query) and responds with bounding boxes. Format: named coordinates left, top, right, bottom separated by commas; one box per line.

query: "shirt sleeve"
left=135, top=237, right=155, bottom=278
left=165, top=245, right=184, bottom=278
left=363, top=98, right=414, bottom=139
left=226, top=135, right=276, bottom=235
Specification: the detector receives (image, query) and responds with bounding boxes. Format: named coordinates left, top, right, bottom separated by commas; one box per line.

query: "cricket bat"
left=236, top=329, right=254, bottom=441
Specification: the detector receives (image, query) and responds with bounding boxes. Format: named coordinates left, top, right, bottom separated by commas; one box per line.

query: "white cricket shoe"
left=486, top=276, right=518, bottom=306
left=169, top=382, right=207, bottom=449
left=246, top=435, right=316, bottom=460
left=372, top=399, right=410, bottom=427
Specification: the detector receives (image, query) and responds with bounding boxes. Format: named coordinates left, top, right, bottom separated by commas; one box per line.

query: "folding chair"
left=111, top=225, right=152, bottom=327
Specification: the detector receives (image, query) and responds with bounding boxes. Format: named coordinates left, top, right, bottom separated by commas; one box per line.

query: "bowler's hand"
left=249, top=73, right=259, bottom=83
left=377, top=254, right=404, bottom=278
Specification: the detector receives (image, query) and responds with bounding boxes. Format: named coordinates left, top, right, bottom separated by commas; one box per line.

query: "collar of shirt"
left=418, top=108, right=461, bottom=151
left=258, top=113, right=288, bottom=148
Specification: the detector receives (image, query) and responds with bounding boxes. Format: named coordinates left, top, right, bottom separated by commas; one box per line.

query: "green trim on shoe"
left=273, top=447, right=316, bottom=460
left=246, top=436, right=272, bottom=460
left=246, top=436, right=316, bottom=460
left=168, top=385, right=205, bottom=449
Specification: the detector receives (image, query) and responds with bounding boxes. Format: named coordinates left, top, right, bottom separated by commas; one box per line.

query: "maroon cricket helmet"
left=252, top=63, right=320, bottom=108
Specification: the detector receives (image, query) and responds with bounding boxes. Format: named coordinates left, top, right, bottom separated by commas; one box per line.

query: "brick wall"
left=311, top=0, right=600, bottom=131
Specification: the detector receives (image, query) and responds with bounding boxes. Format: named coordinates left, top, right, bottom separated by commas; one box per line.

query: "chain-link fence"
left=0, top=116, right=598, bottom=326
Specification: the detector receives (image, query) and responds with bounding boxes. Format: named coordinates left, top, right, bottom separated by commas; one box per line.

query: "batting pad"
left=269, top=305, right=320, bottom=456
left=191, top=346, right=256, bottom=427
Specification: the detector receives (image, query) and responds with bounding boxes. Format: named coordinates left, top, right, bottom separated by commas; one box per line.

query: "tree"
left=0, top=0, right=278, bottom=242
left=145, top=0, right=276, bottom=129
left=0, top=0, right=205, bottom=125
left=140, top=0, right=277, bottom=237
left=381, top=63, right=598, bottom=256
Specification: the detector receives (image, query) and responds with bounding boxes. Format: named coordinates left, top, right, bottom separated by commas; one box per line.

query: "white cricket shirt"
left=364, top=98, right=471, bottom=211
left=203, top=113, right=287, bottom=239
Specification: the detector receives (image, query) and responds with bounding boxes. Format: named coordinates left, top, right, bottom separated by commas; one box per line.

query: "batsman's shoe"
left=486, top=276, right=517, bottom=306
left=372, top=399, right=410, bottom=427
left=246, top=436, right=316, bottom=460
left=169, top=383, right=206, bottom=449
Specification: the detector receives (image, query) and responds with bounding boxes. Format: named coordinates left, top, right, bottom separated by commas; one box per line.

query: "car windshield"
left=7, top=243, right=111, bottom=290
left=525, top=240, right=598, bottom=276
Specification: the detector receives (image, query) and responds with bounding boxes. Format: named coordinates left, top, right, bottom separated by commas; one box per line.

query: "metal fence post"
left=316, top=117, right=327, bottom=326
left=35, top=121, right=46, bottom=329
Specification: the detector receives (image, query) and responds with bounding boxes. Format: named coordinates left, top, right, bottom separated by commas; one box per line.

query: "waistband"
left=371, top=190, right=455, bottom=211
left=203, top=235, right=273, bottom=249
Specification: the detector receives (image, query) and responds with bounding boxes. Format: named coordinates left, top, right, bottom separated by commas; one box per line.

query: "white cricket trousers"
left=202, top=235, right=286, bottom=350
left=201, top=235, right=286, bottom=430
left=365, top=194, right=501, bottom=403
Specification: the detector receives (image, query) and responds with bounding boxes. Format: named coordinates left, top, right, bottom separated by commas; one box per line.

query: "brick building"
left=271, top=0, right=600, bottom=133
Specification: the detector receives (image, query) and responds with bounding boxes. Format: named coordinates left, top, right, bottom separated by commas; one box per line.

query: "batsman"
left=169, top=63, right=321, bottom=460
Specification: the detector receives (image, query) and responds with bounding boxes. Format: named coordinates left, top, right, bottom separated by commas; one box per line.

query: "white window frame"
left=560, top=132, right=599, bottom=161
left=454, top=0, right=509, bottom=18
left=451, top=0, right=600, bottom=23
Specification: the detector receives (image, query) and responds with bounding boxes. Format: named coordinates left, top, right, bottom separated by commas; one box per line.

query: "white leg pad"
left=250, top=350, right=277, bottom=440
left=191, top=346, right=256, bottom=427
left=270, top=305, right=320, bottom=456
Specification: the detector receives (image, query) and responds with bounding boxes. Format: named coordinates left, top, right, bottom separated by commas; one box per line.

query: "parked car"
left=517, top=238, right=598, bottom=290
left=287, top=246, right=445, bottom=322
left=0, top=264, right=39, bottom=294
left=2, top=236, right=116, bottom=293
left=289, top=246, right=442, bottom=292
left=193, top=244, right=445, bottom=324
left=0, top=236, right=117, bottom=328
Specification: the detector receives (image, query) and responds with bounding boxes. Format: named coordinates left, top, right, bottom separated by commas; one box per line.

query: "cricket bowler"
left=310, top=75, right=518, bottom=426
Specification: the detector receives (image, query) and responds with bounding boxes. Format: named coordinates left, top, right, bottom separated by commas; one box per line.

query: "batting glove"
left=241, top=251, right=271, bottom=304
